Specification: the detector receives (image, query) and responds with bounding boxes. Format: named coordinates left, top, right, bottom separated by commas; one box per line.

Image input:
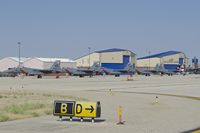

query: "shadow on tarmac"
left=58, top=118, right=106, bottom=123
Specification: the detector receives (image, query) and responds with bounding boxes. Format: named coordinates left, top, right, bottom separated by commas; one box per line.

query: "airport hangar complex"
left=0, top=48, right=189, bottom=72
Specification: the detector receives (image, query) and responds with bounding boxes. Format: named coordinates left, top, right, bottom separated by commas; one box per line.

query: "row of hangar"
left=0, top=48, right=188, bottom=72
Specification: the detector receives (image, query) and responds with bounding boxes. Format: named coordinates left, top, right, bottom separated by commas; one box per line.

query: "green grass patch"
left=4, top=103, right=46, bottom=115
left=0, top=115, right=9, bottom=122
left=0, top=91, right=88, bottom=122
left=31, top=112, right=40, bottom=117
left=44, top=109, right=53, bottom=115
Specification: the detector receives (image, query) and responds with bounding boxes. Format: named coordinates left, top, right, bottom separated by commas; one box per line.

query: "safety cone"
left=152, top=96, right=159, bottom=105
left=126, top=75, right=133, bottom=81
left=109, top=89, right=114, bottom=96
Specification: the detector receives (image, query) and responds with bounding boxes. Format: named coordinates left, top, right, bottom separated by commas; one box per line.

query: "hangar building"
left=23, top=57, right=76, bottom=69
left=75, top=48, right=136, bottom=69
left=0, top=57, right=29, bottom=71
left=137, top=51, right=188, bottom=71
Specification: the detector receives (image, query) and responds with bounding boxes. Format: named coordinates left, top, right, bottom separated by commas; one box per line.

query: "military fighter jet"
left=1, top=60, right=64, bottom=78
left=65, top=62, right=103, bottom=77
left=102, top=63, right=135, bottom=77
left=136, top=68, right=151, bottom=76
left=150, top=64, right=175, bottom=76
left=0, top=67, right=20, bottom=77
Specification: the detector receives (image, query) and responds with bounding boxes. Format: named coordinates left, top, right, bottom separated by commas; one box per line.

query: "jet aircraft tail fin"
left=50, top=60, right=62, bottom=72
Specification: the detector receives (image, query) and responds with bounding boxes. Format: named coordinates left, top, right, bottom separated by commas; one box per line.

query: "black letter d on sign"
left=76, top=104, right=82, bottom=114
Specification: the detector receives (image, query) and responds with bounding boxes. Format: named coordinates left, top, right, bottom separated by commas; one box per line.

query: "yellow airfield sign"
left=75, top=102, right=97, bottom=117
left=53, top=100, right=101, bottom=118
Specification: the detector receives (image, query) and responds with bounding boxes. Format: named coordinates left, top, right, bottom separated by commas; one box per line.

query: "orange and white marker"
left=152, top=96, right=159, bottom=105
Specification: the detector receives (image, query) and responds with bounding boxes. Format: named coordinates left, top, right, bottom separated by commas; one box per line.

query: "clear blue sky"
left=0, top=0, right=199, bottom=62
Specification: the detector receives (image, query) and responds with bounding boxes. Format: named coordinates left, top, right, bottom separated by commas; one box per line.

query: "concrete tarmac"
left=0, top=75, right=200, bottom=133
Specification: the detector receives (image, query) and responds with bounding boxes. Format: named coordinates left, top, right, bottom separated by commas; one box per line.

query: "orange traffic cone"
left=127, top=75, right=133, bottom=81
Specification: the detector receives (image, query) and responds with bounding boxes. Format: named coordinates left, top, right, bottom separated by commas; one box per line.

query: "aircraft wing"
left=22, top=68, right=43, bottom=75
left=65, top=67, right=93, bottom=77
left=1, top=68, right=19, bottom=77
left=136, top=69, right=151, bottom=76
left=102, top=68, right=121, bottom=77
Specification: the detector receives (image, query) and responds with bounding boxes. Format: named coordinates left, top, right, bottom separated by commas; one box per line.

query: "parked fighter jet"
left=65, top=62, right=103, bottom=77
left=193, top=68, right=200, bottom=74
left=0, top=67, right=20, bottom=77
left=102, top=68, right=121, bottom=77
left=102, top=63, right=135, bottom=77
left=1, top=60, right=64, bottom=78
left=186, top=68, right=200, bottom=74
left=136, top=68, right=151, bottom=76
left=150, top=64, right=175, bottom=76
left=21, top=60, right=64, bottom=77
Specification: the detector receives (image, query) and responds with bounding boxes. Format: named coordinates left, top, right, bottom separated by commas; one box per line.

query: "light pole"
left=88, top=47, right=91, bottom=68
left=18, top=42, right=21, bottom=68
left=148, top=51, right=151, bottom=70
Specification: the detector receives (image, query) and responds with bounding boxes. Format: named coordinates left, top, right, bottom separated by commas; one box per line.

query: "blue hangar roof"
left=138, top=51, right=182, bottom=60
left=75, top=48, right=133, bottom=60
left=95, top=48, right=129, bottom=53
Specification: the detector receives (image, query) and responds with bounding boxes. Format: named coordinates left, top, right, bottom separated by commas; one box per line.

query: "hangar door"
left=101, top=55, right=130, bottom=69
left=164, top=64, right=180, bottom=72
left=179, top=58, right=184, bottom=65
